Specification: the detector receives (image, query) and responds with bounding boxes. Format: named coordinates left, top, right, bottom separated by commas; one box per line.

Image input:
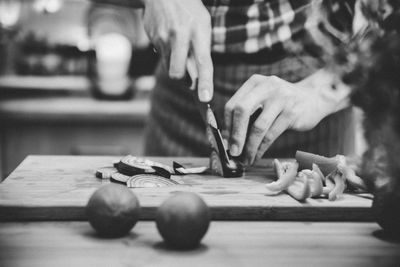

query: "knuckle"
left=283, top=108, right=295, bottom=121
left=197, top=56, right=212, bottom=69
left=264, top=76, right=279, bottom=88
left=231, top=133, right=242, bottom=143
left=175, top=25, right=190, bottom=38
left=262, top=132, right=274, bottom=146
left=250, top=74, right=264, bottom=82
left=169, top=28, right=178, bottom=38
left=268, top=75, right=279, bottom=81
left=252, top=122, right=265, bottom=136
left=233, top=104, right=250, bottom=118
left=265, top=75, right=281, bottom=88
left=157, top=31, right=169, bottom=43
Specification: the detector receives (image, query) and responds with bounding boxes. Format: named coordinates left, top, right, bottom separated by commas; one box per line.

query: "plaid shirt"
left=203, top=0, right=356, bottom=53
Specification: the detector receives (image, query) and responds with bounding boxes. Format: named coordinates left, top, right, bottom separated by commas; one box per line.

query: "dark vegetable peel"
left=208, top=125, right=244, bottom=178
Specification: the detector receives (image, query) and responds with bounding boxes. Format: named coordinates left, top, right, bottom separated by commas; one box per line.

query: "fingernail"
left=230, top=144, right=239, bottom=156
left=169, top=71, right=183, bottom=79
left=199, top=89, right=211, bottom=102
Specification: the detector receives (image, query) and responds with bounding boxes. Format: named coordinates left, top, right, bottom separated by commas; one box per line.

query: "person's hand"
left=224, top=73, right=347, bottom=165
left=142, top=0, right=213, bottom=102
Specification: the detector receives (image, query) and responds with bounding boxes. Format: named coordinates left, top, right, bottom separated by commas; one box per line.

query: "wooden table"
left=0, top=156, right=399, bottom=267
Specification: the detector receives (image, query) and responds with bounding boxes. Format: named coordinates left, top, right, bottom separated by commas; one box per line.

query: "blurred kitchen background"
left=0, top=0, right=159, bottom=179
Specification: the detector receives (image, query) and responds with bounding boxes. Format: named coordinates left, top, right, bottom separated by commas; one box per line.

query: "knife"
left=186, top=60, right=243, bottom=177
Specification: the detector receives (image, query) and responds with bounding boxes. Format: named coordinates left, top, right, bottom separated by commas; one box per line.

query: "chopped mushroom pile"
left=265, top=151, right=367, bottom=202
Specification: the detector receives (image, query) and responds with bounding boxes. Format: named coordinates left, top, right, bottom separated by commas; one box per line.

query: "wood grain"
left=0, top=221, right=399, bottom=267
left=0, top=156, right=373, bottom=221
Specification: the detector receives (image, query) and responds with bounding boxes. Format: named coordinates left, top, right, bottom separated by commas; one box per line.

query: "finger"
left=169, top=30, right=190, bottom=79
left=255, top=113, right=292, bottom=161
left=228, top=90, right=265, bottom=157
left=244, top=102, right=284, bottom=165
left=192, top=22, right=213, bottom=102
left=224, top=74, right=266, bottom=140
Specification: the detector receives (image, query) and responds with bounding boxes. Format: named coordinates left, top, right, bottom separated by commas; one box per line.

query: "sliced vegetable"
left=337, top=161, right=367, bottom=191
left=300, top=169, right=323, bottom=198
left=118, top=155, right=173, bottom=178
left=322, top=171, right=336, bottom=195
left=328, top=171, right=346, bottom=201
left=273, top=158, right=285, bottom=178
left=312, top=163, right=326, bottom=184
left=266, top=159, right=298, bottom=193
left=265, top=152, right=367, bottom=202
left=112, top=160, right=120, bottom=168
left=110, top=172, right=131, bottom=184
left=295, top=150, right=340, bottom=176
left=285, top=173, right=311, bottom=202
left=208, top=126, right=243, bottom=178
left=95, top=166, right=118, bottom=179
left=126, top=174, right=180, bottom=188
left=173, top=162, right=208, bottom=175
left=210, top=150, right=224, bottom=177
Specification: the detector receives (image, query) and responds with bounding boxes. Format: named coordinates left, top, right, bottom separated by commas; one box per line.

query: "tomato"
left=156, top=192, right=211, bottom=249
left=86, top=184, right=140, bottom=237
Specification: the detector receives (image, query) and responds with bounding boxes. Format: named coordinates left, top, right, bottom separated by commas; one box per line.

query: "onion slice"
left=173, top=162, right=208, bottom=175
left=95, top=166, right=118, bottom=179
left=110, top=172, right=131, bottom=184
left=126, top=174, right=180, bottom=188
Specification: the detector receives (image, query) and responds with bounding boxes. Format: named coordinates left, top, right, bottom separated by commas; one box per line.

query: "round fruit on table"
left=86, top=184, right=141, bottom=237
left=156, top=192, right=211, bottom=249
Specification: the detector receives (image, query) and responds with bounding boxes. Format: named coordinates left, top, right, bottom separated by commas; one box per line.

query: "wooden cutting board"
left=0, top=155, right=373, bottom=221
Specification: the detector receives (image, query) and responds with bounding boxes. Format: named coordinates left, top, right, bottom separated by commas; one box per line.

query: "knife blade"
left=188, top=76, right=243, bottom=177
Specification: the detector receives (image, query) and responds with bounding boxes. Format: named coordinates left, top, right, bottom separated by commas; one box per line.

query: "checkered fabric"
left=203, top=0, right=355, bottom=53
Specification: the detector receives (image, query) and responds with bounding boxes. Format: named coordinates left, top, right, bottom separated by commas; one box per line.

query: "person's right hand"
left=142, top=0, right=214, bottom=102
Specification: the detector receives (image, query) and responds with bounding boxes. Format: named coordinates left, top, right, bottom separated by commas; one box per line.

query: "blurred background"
left=0, top=0, right=159, bottom=179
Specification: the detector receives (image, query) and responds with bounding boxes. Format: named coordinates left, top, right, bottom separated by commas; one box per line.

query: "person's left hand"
left=224, top=74, right=336, bottom=165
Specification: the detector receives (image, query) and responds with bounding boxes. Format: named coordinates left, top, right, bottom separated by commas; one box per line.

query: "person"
left=139, top=0, right=360, bottom=163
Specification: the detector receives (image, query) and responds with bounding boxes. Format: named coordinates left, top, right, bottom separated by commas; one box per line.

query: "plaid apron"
left=144, top=52, right=351, bottom=158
